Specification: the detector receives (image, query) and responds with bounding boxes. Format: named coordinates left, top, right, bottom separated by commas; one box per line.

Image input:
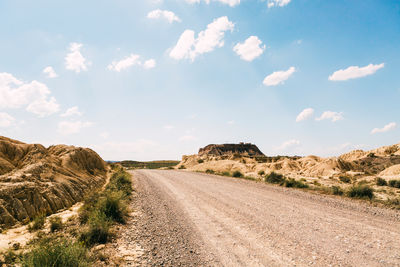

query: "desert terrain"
left=1, top=138, right=400, bottom=266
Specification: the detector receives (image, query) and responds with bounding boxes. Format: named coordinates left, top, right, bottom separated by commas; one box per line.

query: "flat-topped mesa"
left=198, top=143, right=265, bottom=157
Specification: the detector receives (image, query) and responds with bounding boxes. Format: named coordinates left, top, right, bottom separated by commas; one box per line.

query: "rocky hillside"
left=198, top=143, right=265, bottom=157
left=0, top=136, right=107, bottom=227
left=178, top=142, right=400, bottom=179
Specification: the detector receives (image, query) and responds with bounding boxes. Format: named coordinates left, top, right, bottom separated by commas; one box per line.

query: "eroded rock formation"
left=0, top=136, right=107, bottom=227
left=198, top=143, right=265, bottom=157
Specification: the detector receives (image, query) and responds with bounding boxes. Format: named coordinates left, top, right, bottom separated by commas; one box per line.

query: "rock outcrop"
left=0, top=136, right=107, bottom=227
left=198, top=143, right=265, bottom=157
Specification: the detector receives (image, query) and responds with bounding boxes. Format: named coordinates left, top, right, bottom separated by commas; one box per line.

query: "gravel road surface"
left=128, top=169, right=400, bottom=266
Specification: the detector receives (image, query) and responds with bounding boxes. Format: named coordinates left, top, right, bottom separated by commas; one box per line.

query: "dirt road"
left=128, top=170, right=400, bottom=266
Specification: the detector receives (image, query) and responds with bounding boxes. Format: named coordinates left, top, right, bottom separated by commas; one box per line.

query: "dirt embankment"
left=0, top=136, right=107, bottom=228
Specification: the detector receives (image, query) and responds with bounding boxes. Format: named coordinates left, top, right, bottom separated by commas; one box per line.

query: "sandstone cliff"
left=0, top=136, right=107, bottom=227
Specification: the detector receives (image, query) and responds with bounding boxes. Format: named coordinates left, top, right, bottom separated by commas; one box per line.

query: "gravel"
left=123, top=169, right=400, bottom=266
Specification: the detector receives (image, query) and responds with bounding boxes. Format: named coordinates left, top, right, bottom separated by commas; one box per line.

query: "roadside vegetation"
left=0, top=165, right=133, bottom=267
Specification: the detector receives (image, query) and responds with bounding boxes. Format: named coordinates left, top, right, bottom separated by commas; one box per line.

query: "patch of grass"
left=28, top=213, right=46, bottom=232
left=197, top=159, right=204, bottom=164
left=389, top=179, right=400, bottom=188
left=49, top=216, right=63, bottom=232
left=347, top=185, right=374, bottom=199
left=79, top=211, right=111, bottom=246
left=331, top=186, right=344, bottom=195
left=313, top=180, right=321, bottom=186
left=384, top=198, right=400, bottom=209
left=99, top=191, right=128, bottom=224
left=283, top=179, right=309, bottom=189
left=107, top=171, right=133, bottom=196
left=258, top=170, right=265, bottom=176
left=232, top=171, right=244, bottom=178
left=339, top=175, right=352, bottom=183
left=1, top=249, right=21, bottom=265
left=205, top=169, right=215, bottom=174
left=376, top=177, right=388, bottom=186
left=22, top=237, right=90, bottom=267
left=221, top=171, right=231, bottom=176
left=265, top=172, right=285, bottom=184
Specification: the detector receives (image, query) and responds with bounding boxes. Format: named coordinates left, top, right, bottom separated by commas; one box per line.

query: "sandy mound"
left=0, top=136, right=107, bottom=227
left=379, top=164, right=400, bottom=177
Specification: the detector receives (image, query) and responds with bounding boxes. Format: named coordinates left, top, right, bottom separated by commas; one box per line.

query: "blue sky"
left=0, top=0, right=399, bottom=160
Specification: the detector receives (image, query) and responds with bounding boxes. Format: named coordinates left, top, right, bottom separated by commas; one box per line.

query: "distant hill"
left=119, top=160, right=180, bottom=169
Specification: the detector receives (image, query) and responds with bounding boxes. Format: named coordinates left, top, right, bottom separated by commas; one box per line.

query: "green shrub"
left=197, top=159, right=204, bottom=164
left=178, top=165, right=186, bottom=169
left=389, top=179, right=400, bottom=188
left=339, top=175, right=351, bottom=183
left=49, top=216, right=63, bottom=232
left=232, top=171, right=244, bottom=178
left=347, top=185, right=374, bottom=199
left=283, top=179, right=309, bottom=188
left=28, top=213, right=46, bottom=232
left=221, top=171, right=231, bottom=176
left=376, top=177, right=388, bottom=186
left=313, top=180, right=321, bottom=186
left=99, top=191, right=127, bottom=223
left=1, top=249, right=20, bottom=265
left=79, top=211, right=110, bottom=246
left=22, top=238, right=89, bottom=267
left=265, top=172, right=285, bottom=184
left=107, top=171, right=132, bottom=196
left=206, top=169, right=215, bottom=174
left=79, top=192, right=101, bottom=224
left=331, top=186, right=344, bottom=195
left=258, top=170, right=265, bottom=176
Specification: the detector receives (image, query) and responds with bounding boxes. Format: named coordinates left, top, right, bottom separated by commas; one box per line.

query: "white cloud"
left=316, top=111, right=344, bottom=122
left=185, top=0, right=240, bottom=7
left=296, top=108, right=314, bottom=122
left=65, top=43, right=90, bottom=73
left=371, top=122, right=396, bottom=134
left=227, top=120, right=235, bottom=125
left=147, top=9, right=181, bottom=23
left=43, top=66, right=58, bottom=78
left=0, top=72, right=59, bottom=116
left=179, top=135, right=197, bottom=141
left=233, top=36, right=265, bottom=62
left=170, top=16, right=234, bottom=61
left=58, top=120, right=93, bottom=135
left=61, top=106, right=83, bottom=117
left=107, top=54, right=140, bottom=72
left=329, top=63, right=384, bottom=81
left=0, top=112, right=15, bottom=127
left=267, top=0, right=291, bottom=8
left=108, top=55, right=156, bottom=71
left=143, top=59, right=156, bottom=69
left=278, top=139, right=300, bottom=150
left=263, top=67, right=296, bottom=86
left=169, top=30, right=195, bottom=60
